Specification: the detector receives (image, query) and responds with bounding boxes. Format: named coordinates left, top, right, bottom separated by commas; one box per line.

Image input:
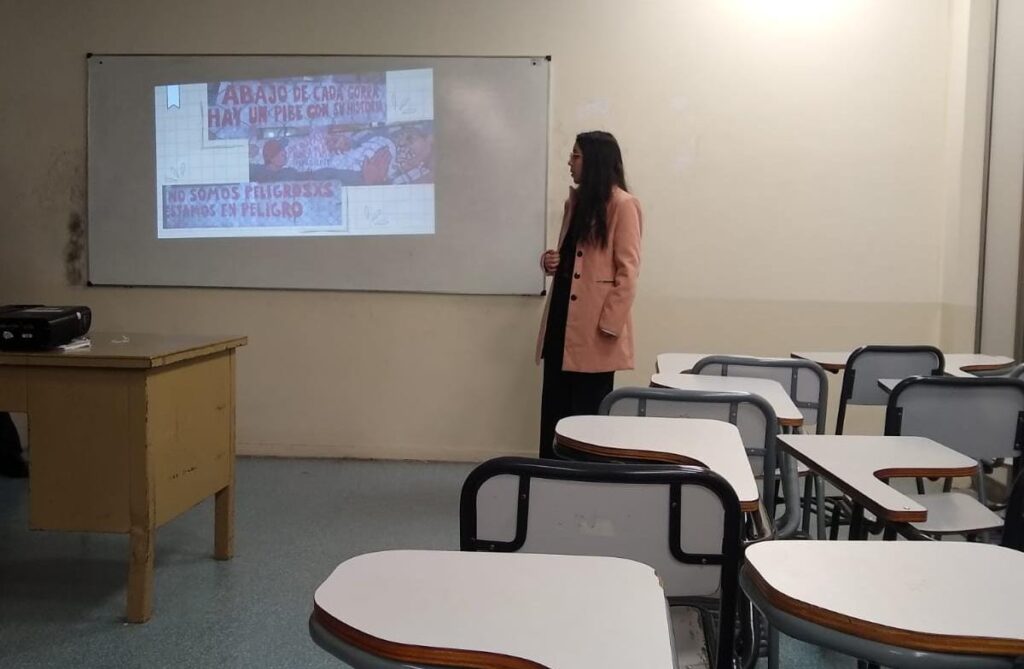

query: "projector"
left=0, top=305, right=92, bottom=351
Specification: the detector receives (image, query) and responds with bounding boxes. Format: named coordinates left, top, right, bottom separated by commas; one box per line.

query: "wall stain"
left=36, top=149, right=88, bottom=286
left=65, top=212, right=86, bottom=285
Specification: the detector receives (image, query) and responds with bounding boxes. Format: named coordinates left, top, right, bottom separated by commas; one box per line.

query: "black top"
left=542, top=214, right=582, bottom=363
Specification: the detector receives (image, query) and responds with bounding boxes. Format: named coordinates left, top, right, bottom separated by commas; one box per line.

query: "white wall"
left=0, top=0, right=992, bottom=456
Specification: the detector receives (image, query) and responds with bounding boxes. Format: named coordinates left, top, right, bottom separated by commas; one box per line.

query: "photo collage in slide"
left=154, top=69, right=434, bottom=238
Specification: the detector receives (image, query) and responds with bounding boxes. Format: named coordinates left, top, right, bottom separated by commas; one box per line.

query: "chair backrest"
left=692, top=355, right=829, bottom=434
left=460, top=456, right=742, bottom=669
left=598, top=384, right=778, bottom=476
left=1002, top=470, right=1024, bottom=552
left=884, top=376, right=1024, bottom=461
left=834, top=345, right=945, bottom=434
left=843, top=345, right=944, bottom=406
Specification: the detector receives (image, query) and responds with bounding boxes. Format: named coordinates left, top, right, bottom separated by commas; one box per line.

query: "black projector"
left=0, top=305, right=92, bottom=350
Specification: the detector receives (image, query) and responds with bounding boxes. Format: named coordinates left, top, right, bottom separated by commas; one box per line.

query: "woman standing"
left=536, top=131, right=643, bottom=458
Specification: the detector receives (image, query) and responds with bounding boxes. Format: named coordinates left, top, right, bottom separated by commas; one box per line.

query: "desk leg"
left=127, top=516, right=155, bottom=623
left=127, top=372, right=154, bottom=624
left=215, top=484, right=234, bottom=559
left=815, top=475, right=826, bottom=540
left=849, top=503, right=866, bottom=541
left=768, top=623, right=780, bottom=669
left=214, top=350, right=236, bottom=560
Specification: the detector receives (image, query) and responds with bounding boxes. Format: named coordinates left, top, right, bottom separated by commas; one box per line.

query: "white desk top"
left=944, top=353, right=1015, bottom=377
left=555, top=415, right=759, bottom=511
left=777, top=435, right=977, bottom=522
left=744, top=540, right=1024, bottom=656
left=791, top=351, right=1013, bottom=378
left=878, top=378, right=899, bottom=393
left=655, top=353, right=712, bottom=374
left=650, top=373, right=804, bottom=426
left=313, top=550, right=677, bottom=669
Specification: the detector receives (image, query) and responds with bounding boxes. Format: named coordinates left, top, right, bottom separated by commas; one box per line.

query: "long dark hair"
left=572, top=131, right=628, bottom=248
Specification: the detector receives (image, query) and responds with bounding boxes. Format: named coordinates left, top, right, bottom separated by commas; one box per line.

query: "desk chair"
left=836, top=345, right=944, bottom=435
left=692, top=356, right=830, bottom=538
left=460, top=457, right=743, bottom=669
left=884, top=376, right=1024, bottom=538
left=593, top=386, right=799, bottom=538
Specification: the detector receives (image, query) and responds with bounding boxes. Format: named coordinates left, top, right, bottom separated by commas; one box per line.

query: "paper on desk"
left=57, top=337, right=91, bottom=351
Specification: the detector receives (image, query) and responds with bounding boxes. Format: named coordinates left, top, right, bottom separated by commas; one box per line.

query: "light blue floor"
left=0, top=458, right=857, bottom=668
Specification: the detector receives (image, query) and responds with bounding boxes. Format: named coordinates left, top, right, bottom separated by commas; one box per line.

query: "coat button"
left=570, top=295, right=577, bottom=301
left=576, top=251, right=583, bottom=257
left=573, top=273, right=580, bottom=279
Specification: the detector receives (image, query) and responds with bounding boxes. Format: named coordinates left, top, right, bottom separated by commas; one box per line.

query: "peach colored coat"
left=535, top=186, right=643, bottom=372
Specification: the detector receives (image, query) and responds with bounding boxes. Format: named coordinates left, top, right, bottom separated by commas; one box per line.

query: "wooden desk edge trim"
left=555, top=437, right=760, bottom=511
left=874, top=466, right=978, bottom=480
left=744, top=565, right=1024, bottom=656
left=777, top=445, right=928, bottom=523
left=312, top=605, right=548, bottom=669
left=957, top=362, right=1012, bottom=372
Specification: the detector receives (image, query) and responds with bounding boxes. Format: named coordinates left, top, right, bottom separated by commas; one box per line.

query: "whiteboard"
left=88, top=55, right=549, bottom=294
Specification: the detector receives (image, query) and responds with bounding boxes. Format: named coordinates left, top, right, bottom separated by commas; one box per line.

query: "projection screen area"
left=88, top=55, right=549, bottom=294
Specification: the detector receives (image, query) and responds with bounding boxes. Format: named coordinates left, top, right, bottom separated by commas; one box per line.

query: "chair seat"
left=908, top=492, right=1004, bottom=534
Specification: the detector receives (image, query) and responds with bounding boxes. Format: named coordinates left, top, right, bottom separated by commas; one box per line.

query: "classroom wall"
left=0, top=0, right=992, bottom=457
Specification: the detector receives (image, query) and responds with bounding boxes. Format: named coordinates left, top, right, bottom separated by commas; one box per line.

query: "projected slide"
left=154, top=69, right=434, bottom=238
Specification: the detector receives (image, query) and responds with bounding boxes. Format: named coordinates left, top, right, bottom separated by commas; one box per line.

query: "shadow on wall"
left=65, top=212, right=85, bottom=286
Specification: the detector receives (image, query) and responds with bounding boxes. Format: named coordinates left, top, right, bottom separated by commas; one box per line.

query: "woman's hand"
left=542, top=249, right=559, bottom=275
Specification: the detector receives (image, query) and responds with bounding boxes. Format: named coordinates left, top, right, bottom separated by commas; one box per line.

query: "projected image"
left=154, top=69, right=434, bottom=238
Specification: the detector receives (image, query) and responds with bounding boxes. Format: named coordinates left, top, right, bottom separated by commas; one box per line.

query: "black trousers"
left=538, top=359, right=614, bottom=459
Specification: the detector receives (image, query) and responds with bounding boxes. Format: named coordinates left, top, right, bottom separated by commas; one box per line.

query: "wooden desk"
left=311, top=550, right=678, bottom=669
left=792, top=351, right=1014, bottom=378
left=0, top=332, right=246, bottom=622
left=555, top=415, right=759, bottom=511
left=650, top=373, right=804, bottom=428
left=742, top=541, right=1024, bottom=667
left=777, top=435, right=976, bottom=526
